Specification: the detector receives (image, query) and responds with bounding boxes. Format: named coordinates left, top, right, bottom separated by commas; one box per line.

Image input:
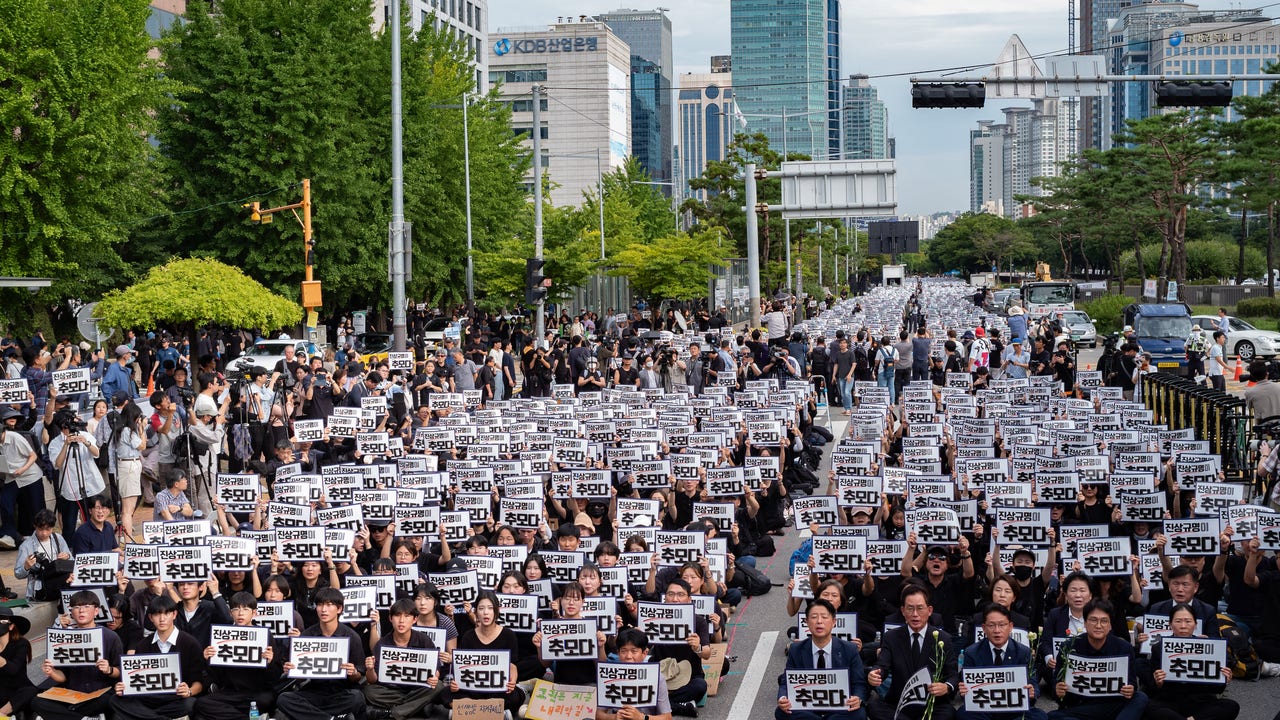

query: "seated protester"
left=1244, top=536, right=1280, bottom=671
left=533, top=581, right=607, bottom=685
left=14, top=508, right=72, bottom=601
left=965, top=576, right=1031, bottom=646
left=109, top=595, right=205, bottom=720
left=596, top=627, right=673, bottom=720
left=446, top=590, right=525, bottom=718
left=152, top=468, right=194, bottom=522
left=195, top=592, right=282, bottom=720
left=170, top=575, right=232, bottom=646
left=261, top=574, right=306, bottom=637
left=988, top=542, right=1055, bottom=633
left=1137, top=603, right=1238, bottom=720
left=1049, top=599, right=1147, bottom=720
left=650, top=578, right=711, bottom=718
left=866, top=584, right=959, bottom=720
left=776, top=599, right=867, bottom=720
left=106, top=594, right=145, bottom=656
left=413, top=582, right=459, bottom=656
left=0, top=607, right=36, bottom=719
left=131, top=576, right=170, bottom=635
left=1143, top=566, right=1221, bottom=639
left=901, top=534, right=975, bottom=634
left=364, top=598, right=445, bottom=720
left=32, top=590, right=123, bottom=720
left=278, top=587, right=366, bottom=720
left=957, top=604, right=1046, bottom=720
left=290, top=552, right=343, bottom=628
left=70, top=493, right=118, bottom=555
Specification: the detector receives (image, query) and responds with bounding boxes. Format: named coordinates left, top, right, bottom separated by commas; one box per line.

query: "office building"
left=596, top=8, right=674, bottom=191
left=677, top=66, right=745, bottom=202
left=971, top=99, right=1070, bottom=219
left=841, top=74, right=890, bottom=160
left=970, top=121, right=1006, bottom=215
left=372, top=0, right=489, bottom=93
left=1079, top=0, right=1135, bottom=150
left=489, top=21, right=631, bottom=206
left=711, top=55, right=732, bottom=73
left=731, top=0, right=841, bottom=159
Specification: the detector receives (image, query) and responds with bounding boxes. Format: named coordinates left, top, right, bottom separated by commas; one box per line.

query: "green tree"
left=0, top=0, right=172, bottom=331
left=926, top=212, right=1024, bottom=273
left=609, top=229, right=727, bottom=304
left=1218, top=67, right=1280, bottom=296
left=95, top=258, right=301, bottom=331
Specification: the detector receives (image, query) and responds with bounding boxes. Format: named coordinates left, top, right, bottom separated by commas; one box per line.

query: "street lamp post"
left=429, top=97, right=475, bottom=311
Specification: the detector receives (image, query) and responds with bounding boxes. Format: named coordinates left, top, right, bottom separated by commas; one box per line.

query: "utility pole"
left=532, top=84, right=545, bottom=341
left=745, top=163, right=762, bottom=329
left=463, top=95, right=474, bottom=313
left=245, top=179, right=322, bottom=327
left=389, top=0, right=407, bottom=352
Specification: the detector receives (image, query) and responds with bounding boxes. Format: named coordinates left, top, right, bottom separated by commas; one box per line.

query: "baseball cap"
left=114, top=344, right=132, bottom=357
left=974, top=327, right=985, bottom=338
left=78, top=341, right=91, bottom=352
left=1122, top=325, right=1134, bottom=333
left=111, top=390, right=131, bottom=406
left=1011, top=338, right=1024, bottom=345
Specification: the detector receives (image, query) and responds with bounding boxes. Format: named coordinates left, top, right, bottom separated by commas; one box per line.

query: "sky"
left=488, top=0, right=1237, bottom=215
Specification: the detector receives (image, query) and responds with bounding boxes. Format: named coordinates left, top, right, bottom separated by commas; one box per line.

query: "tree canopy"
left=95, top=258, right=301, bottom=331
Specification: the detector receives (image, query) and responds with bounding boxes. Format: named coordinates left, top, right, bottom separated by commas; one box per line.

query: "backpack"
left=733, top=558, right=773, bottom=596
left=1219, top=614, right=1260, bottom=679
left=172, top=430, right=211, bottom=464
left=810, top=351, right=830, bottom=378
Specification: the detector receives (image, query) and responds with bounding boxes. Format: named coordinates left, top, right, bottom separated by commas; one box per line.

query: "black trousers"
left=276, top=688, right=365, bottom=720
left=1146, top=696, right=1239, bottom=720
left=29, top=691, right=112, bottom=720
left=867, top=695, right=955, bottom=720
left=108, top=693, right=196, bottom=720
left=194, top=688, right=277, bottom=720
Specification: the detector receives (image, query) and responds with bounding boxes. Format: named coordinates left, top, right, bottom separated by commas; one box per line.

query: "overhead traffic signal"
left=1154, top=81, right=1233, bottom=108
left=911, top=83, right=986, bottom=109
left=524, top=258, right=549, bottom=305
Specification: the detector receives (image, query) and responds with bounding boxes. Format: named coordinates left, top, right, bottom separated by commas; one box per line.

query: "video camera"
left=1242, top=360, right=1280, bottom=383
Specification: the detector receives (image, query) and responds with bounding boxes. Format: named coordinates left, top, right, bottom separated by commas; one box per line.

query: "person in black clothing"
left=364, top=598, right=444, bottom=719
left=650, top=579, right=711, bottom=717
left=902, top=536, right=975, bottom=634
left=1138, top=603, right=1238, bottom=720
left=1029, top=337, right=1053, bottom=376
left=32, top=590, right=124, bottom=720
left=109, top=594, right=206, bottom=720
left=0, top=607, right=35, bottom=719
left=867, top=584, right=959, bottom=720
left=278, top=587, right=367, bottom=720
left=195, top=592, right=283, bottom=720
left=1050, top=599, right=1147, bottom=720
left=171, top=576, right=232, bottom=646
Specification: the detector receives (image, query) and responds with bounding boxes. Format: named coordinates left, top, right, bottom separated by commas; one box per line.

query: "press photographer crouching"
left=13, top=508, right=72, bottom=601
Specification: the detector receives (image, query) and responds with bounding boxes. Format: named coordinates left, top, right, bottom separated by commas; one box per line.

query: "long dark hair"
left=112, top=402, right=143, bottom=447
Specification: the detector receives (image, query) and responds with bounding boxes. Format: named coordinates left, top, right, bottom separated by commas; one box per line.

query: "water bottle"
left=249, top=701, right=260, bottom=720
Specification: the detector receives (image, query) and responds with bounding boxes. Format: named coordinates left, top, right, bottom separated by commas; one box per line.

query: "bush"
left=1236, top=297, right=1280, bottom=319
left=1081, top=294, right=1131, bottom=335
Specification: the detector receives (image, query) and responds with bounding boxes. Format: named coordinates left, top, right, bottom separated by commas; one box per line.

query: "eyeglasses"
left=902, top=605, right=930, bottom=614
left=1086, top=617, right=1110, bottom=626
left=984, top=621, right=1011, bottom=630
left=927, top=553, right=947, bottom=560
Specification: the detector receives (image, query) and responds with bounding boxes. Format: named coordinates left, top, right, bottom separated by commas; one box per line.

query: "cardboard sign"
left=288, top=636, right=349, bottom=679
left=791, top=564, right=814, bottom=598
left=597, top=662, right=660, bottom=709
left=339, top=586, right=376, bottom=624
left=0, top=379, right=28, bottom=404
left=158, top=545, right=211, bottom=583
left=215, top=473, right=259, bottom=512
left=453, top=649, right=511, bottom=693
left=123, top=544, right=159, bottom=580
left=1163, top=518, right=1221, bottom=556
left=1075, top=537, right=1130, bottom=576
left=47, top=627, right=103, bottom=666
left=210, top=624, right=269, bottom=667
left=162, top=519, right=212, bottom=546
left=636, top=602, right=695, bottom=645
left=995, top=507, right=1052, bottom=546
left=812, top=536, right=867, bottom=575
left=499, top=497, right=543, bottom=530
left=866, top=540, right=906, bottom=577
left=294, top=419, right=325, bottom=443
left=1065, top=655, right=1129, bottom=696
left=427, top=570, right=479, bottom=606
left=895, top=668, right=933, bottom=716
left=378, top=646, right=440, bottom=687
left=525, top=680, right=597, bottom=720
left=786, top=669, right=851, bottom=713
left=581, top=596, right=618, bottom=635
left=275, top=526, right=326, bottom=562
left=497, top=593, right=539, bottom=634
left=1159, top=637, right=1226, bottom=684
left=52, top=368, right=91, bottom=396
left=538, top=619, right=598, bottom=662
left=121, top=653, right=180, bottom=695
left=962, top=666, right=1030, bottom=712
left=72, top=552, right=118, bottom=586
left=655, top=531, right=703, bottom=567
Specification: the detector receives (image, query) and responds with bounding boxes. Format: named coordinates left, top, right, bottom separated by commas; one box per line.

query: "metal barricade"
left=1141, top=372, right=1253, bottom=479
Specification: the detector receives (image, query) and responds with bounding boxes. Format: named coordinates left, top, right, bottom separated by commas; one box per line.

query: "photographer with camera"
left=14, top=509, right=71, bottom=601
left=48, top=408, right=104, bottom=541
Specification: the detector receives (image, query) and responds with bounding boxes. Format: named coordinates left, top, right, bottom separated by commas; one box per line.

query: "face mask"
left=586, top=504, right=606, bottom=519
left=645, top=362, right=654, bottom=369
left=1012, top=565, right=1034, bottom=582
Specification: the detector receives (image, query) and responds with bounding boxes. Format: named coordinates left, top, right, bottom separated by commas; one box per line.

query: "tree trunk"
left=1171, top=206, right=1188, bottom=296
left=1238, top=208, right=1248, bottom=285
left=1133, top=230, right=1147, bottom=283
left=1156, top=235, right=1170, bottom=300
left=1270, top=201, right=1276, bottom=298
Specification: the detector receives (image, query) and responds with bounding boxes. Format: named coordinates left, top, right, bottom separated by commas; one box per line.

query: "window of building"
left=513, top=126, right=549, bottom=140
left=509, top=99, right=549, bottom=112
left=489, top=68, right=548, bottom=83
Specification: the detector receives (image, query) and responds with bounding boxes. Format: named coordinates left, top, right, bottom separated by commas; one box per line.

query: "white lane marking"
left=727, top=630, right=779, bottom=720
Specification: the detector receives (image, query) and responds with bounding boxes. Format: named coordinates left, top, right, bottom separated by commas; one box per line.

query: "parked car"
left=354, top=332, right=394, bottom=365
left=1190, top=314, right=1280, bottom=362
left=419, top=317, right=453, bottom=349
left=1059, top=310, right=1098, bottom=348
left=227, top=338, right=312, bottom=375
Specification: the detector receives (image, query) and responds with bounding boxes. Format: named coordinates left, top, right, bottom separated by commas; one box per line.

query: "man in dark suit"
left=958, top=604, right=1046, bottom=720
left=777, top=599, right=867, bottom=720
left=867, top=584, right=958, bottom=720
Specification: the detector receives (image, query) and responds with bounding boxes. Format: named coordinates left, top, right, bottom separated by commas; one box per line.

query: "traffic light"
left=524, top=258, right=548, bottom=305
left=1154, top=81, right=1233, bottom=108
left=911, top=83, right=986, bottom=109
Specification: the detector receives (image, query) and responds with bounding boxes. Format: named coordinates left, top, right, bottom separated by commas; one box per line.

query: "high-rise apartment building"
left=731, top=0, right=841, bottom=159
left=677, top=65, right=745, bottom=202
left=970, top=121, right=1005, bottom=215
left=971, top=99, right=1069, bottom=219
left=596, top=9, right=674, bottom=191
left=373, top=0, right=489, bottom=93
left=489, top=21, right=631, bottom=206
left=841, top=74, right=890, bottom=160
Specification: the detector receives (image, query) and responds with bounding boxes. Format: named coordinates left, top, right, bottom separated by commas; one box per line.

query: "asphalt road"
left=695, top=402, right=1280, bottom=720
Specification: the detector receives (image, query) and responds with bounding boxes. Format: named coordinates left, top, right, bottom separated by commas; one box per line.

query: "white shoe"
left=1259, top=661, right=1280, bottom=678
left=0, top=536, right=15, bottom=550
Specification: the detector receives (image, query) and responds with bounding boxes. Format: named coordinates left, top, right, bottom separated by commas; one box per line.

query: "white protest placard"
left=791, top=564, right=814, bottom=599
left=597, top=662, right=661, bottom=709
left=812, top=536, right=867, bottom=575
left=60, top=588, right=109, bottom=625
left=962, top=666, right=1030, bottom=712
left=453, top=649, right=511, bottom=693
left=1258, top=509, right=1280, bottom=551
left=215, top=473, right=260, bottom=512
left=793, top=495, right=840, bottom=529
left=1163, top=518, right=1221, bottom=557
left=121, top=653, right=180, bottom=695
left=275, top=526, right=326, bottom=562
left=582, top=595, right=618, bottom=634
left=656, top=531, right=704, bottom=567
left=866, top=540, right=906, bottom=577
left=497, top=593, right=539, bottom=634
left=208, top=535, right=258, bottom=573
left=294, top=419, right=325, bottom=443
left=427, top=570, right=479, bottom=606
left=906, top=508, right=961, bottom=546
left=895, top=667, right=932, bottom=716
left=123, top=544, right=159, bottom=580
left=210, top=624, right=270, bottom=667
left=0, top=379, right=28, bottom=404
left=158, top=545, right=211, bottom=583
left=387, top=352, right=414, bottom=372
left=1194, top=482, right=1245, bottom=518
left=537, top=619, right=598, bottom=662
left=1159, top=637, right=1227, bottom=684
left=1065, top=655, right=1129, bottom=696
left=162, top=519, right=212, bottom=546
left=52, top=368, right=91, bottom=396
left=995, top=507, right=1052, bottom=546
left=1075, top=537, right=1130, bottom=577
left=637, top=602, right=696, bottom=645
left=254, top=601, right=294, bottom=637
left=378, top=646, right=439, bottom=688
left=786, top=669, right=852, bottom=713
left=499, top=497, right=543, bottom=530
left=339, top=586, right=377, bottom=624
left=288, top=636, right=349, bottom=679
left=47, top=627, right=103, bottom=666
left=72, top=552, right=118, bottom=586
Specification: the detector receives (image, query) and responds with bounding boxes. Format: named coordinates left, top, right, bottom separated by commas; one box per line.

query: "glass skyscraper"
left=731, top=0, right=841, bottom=160
left=841, top=74, right=889, bottom=160
left=597, top=9, right=674, bottom=190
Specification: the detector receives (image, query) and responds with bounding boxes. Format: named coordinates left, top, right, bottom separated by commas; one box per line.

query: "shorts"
left=116, top=458, right=142, bottom=498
